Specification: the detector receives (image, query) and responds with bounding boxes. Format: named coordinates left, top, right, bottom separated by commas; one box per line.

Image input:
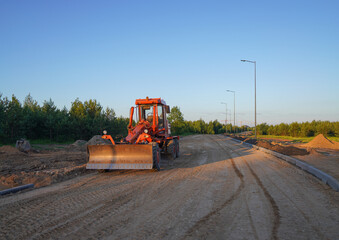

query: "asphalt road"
left=1, top=135, right=338, bottom=240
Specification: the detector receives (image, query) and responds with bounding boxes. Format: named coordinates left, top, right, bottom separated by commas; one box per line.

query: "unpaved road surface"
left=1, top=135, right=338, bottom=240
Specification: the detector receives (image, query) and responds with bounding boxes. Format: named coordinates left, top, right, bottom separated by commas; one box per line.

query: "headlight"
left=144, top=129, right=148, bottom=134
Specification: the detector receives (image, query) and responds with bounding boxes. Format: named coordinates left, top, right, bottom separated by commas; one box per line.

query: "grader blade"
left=86, top=144, right=154, bottom=170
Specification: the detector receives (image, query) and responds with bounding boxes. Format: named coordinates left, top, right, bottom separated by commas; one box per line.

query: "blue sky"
left=1, top=0, right=338, bottom=126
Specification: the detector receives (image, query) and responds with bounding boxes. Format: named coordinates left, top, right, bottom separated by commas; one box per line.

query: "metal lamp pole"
left=221, top=102, right=227, bottom=133
left=226, top=90, right=235, bottom=133
left=241, top=59, right=257, bottom=138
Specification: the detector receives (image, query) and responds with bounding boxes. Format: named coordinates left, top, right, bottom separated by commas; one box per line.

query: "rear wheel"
left=152, top=143, right=161, bottom=171
left=167, top=140, right=176, bottom=160
left=174, top=139, right=180, bottom=158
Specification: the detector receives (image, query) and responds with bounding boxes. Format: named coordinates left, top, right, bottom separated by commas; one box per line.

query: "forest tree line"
left=168, top=107, right=339, bottom=138
left=0, top=94, right=129, bottom=144
left=168, top=106, right=249, bottom=135
left=256, top=121, right=339, bottom=137
left=1, top=94, right=338, bottom=144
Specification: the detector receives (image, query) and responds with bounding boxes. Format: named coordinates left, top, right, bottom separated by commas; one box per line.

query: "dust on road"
left=0, top=135, right=338, bottom=239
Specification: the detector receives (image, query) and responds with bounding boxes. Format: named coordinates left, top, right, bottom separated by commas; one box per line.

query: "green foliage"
left=0, top=94, right=129, bottom=144
left=257, top=123, right=270, bottom=135
left=255, top=134, right=339, bottom=143
left=168, top=106, right=186, bottom=135
left=167, top=106, right=247, bottom=135
left=168, top=106, right=184, bottom=123
left=256, top=121, right=339, bottom=138
left=1, top=94, right=337, bottom=143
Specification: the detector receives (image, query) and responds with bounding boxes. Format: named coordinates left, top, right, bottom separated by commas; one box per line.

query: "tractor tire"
left=174, top=139, right=180, bottom=158
left=167, top=140, right=176, bottom=160
left=152, top=143, right=161, bottom=171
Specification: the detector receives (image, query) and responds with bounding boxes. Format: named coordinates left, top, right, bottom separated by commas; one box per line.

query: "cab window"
left=140, top=105, right=153, bottom=123
left=158, top=106, right=164, bottom=128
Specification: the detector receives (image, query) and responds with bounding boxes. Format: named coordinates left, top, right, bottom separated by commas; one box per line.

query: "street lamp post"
left=241, top=59, right=257, bottom=138
left=221, top=102, right=227, bottom=133
left=226, top=90, right=235, bottom=133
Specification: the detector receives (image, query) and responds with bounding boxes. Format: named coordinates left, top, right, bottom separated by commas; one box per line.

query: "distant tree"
left=104, top=107, right=116, bottom=121
left=277, top=123, right=289, bottom=136
left=300, top=122, right=314, bottom=137
left=207, top=121, right=215, bottom=134
left=257, top=123, right=270, bottom=135
left=42, top=99, right=58, bottom=141
left=289, top=122, right=300, bottom=137
left=6, top=95, right=23, bottom=140
left=84, top=99, right=102, bottom=119
left=334, top=122, right=339, bottom=137
left=168, top=106, right=186, bottom=135
left=83, top=99, right=103, bottom=138
left=267, top=125, right=275, bottom=135
left=0, top=94, right=9, bottom=142
left=168, top=106, right=184, bottom=124
left=22, top=94, right=42, bottom=139
left=212, top=120, right=223, bottom=134
left=55, top=107, right=71, bottom=141
left=316, top=121, right=333, bottom=137
left=70, top=98, right=86, bottom=120
left=69, top=98, right=86, bottom=139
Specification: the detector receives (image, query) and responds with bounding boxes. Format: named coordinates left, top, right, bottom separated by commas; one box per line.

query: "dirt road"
left=1, top=135, right=338, bottom=239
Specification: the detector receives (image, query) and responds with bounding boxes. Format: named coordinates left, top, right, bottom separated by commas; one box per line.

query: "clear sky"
left=1, top=0, right=338, bottom=126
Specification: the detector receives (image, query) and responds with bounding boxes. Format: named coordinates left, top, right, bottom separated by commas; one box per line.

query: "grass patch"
left=30, top=139, right=74, bottom=145
left=251, top=135, right=339, bottom=143
left=0, top=143, right=16, bottom=147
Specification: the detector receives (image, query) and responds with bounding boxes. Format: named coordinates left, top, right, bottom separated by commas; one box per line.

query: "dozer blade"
left=86, top=144, right=154, bottom=170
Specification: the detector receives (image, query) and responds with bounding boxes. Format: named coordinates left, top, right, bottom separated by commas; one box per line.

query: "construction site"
left=1, top=132, right=338, bottom=239
left=1, top=1, right=339, bottom=239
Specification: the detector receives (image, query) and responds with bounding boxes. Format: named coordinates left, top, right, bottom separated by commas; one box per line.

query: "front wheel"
left=152, top=143, right=161, bottom=171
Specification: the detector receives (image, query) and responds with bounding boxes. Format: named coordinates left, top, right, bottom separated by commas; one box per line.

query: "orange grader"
left=87, top=97, right=179, bottom=171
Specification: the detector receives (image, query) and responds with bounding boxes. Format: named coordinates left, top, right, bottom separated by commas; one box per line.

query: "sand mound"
left=257, top=141, right=309, bottom=156
left=0, top=145, right=23, bottom=154
left=308, top=148, right=323, bottom=156
left=86, top=135, right=111, bottom=145
left=302, top=134, right=339, bottom=150
left=66, top=140, right=88, bottom=152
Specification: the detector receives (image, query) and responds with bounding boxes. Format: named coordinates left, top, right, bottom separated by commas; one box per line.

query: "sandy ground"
left=296, top=148, right=339, bottom=180
left=0, top=144, right=87, bottom=190
left=0, top=135, right=338, bottom=239
left=230, top=134, right=339, bottom=182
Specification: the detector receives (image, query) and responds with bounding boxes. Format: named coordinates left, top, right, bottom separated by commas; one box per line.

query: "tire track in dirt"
left=223, top=137, right=281, bottom=240
left=211, top=136, right=261, bottom=238
left=31, top=190, right=135, bottom=239
left=71, top=146, right=214, bottom=239
left=244, top=159, right=281, bottom=240
left=244, top=196, right=260, bottom=240
left=0, top=171, right=159, bottom=240
left=106, top=139, right=223, bottom=239
left=183, top=136, right=245, bottom=238
left=37, top=171, right=161, bottom=239
left=1, top=138, right=209, bottom=240
left=2, top=135, right=337, bottom=239
left=253, top=154, right=328, bottom=239
left=1, top=174, right=135, bottom=226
